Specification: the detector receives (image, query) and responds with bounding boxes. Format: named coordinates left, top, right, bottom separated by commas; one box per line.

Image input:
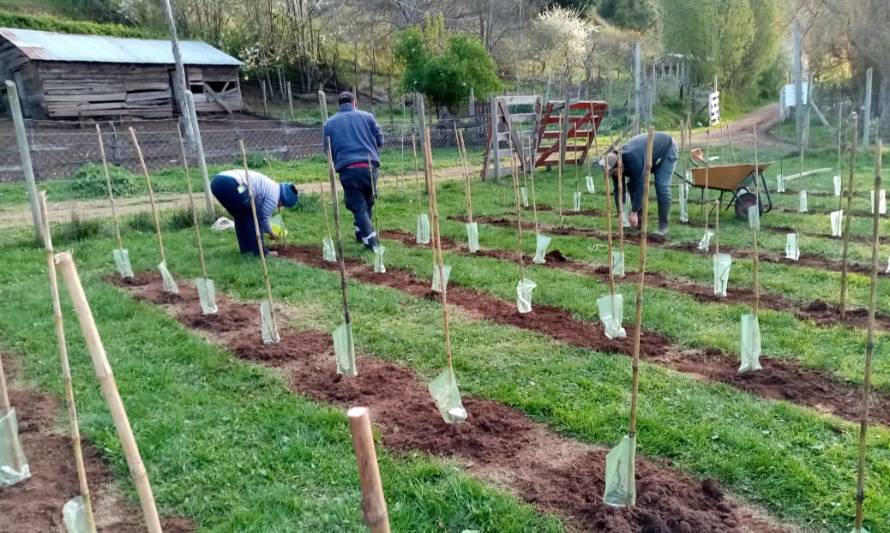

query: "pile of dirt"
left=275, top=242, right=890, bottom=428
left=0, top=385, right=194, bottom=533
left=113, top=274, right=788, bottom=532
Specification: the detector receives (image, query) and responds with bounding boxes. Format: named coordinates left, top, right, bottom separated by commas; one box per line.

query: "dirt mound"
left=113, top=274, right=787, bottom=532
left=0, top=385, right=194, bottom=533
left=277, top=241, right=890, bottom=428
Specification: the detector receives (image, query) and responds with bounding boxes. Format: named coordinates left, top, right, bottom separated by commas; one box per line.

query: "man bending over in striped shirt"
left=210, top=169, right=300, bottom=255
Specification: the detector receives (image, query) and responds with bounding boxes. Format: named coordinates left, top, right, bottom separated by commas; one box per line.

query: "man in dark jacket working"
left=601, top=131, right=677, bottom=236
left=323, top=91, right=384, bottom=249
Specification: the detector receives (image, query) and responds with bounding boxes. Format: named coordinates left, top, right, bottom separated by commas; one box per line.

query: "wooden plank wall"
left=31, top=62, right=243, bottom=119
left=0, top=42, right=44, bottom=117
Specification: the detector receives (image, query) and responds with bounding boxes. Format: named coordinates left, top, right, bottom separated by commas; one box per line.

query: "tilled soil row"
left=470, top=214, right=880, bottom=276
left=0, top=377, right=194, bottom=533
left=276, top=243, right=890, bottom=428
left=113, top=274, right=787, bottom=533
left=389, top=227, right=890, bottom=331
left=535, top=204, right=883, bottom=252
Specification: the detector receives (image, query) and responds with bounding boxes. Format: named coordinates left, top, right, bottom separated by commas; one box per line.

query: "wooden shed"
left=0, top=27, right=243, bottom=119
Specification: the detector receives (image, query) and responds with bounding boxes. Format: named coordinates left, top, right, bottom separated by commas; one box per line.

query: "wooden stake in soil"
left=423, top=127, right=454, bottom=370
left=598, top=133, right=616, bottom=296
left=510, top=154, right=526, bottom=279
left=239, top=139, right=279, bottom=342
left=177, top=127, right=210, bottom=280
left=626, top=128, right=656, bottom=505
left=0, top=332, right=25, bottom=475
left=129, top=128, right=169, bottom=265
left=55, top=252, right=163, bottom=533
left=411, top=133, right=423, bottom=217
left=347, top=407, right=391, bottom=533
left=529, top=133, right=541, bottom=233
left=703, top=128, right=711, bottom=239
left=96, top=124, right=124, bottom=251
left=616, top=147, right=626, bottom=260
left=853, top=139, right=882, bottom=533
left=752, top=124, right=762, bottom=314
left=325, top=140, right=353, bottom=330
left=455, top=126, right=474, bottom=223
left=38, top=192, right=97, bottom=533
left=319, top=182, right=333, bottom=246
left=558, top=113, right=565, bottom=227
left=840, top=113, right=860, bottom=318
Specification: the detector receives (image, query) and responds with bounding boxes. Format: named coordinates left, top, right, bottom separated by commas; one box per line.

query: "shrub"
left=69, top=163, right=139, bottom=199
left=0, top=10, right=153, bottom=38
left=236, top=151, right=276, bottom=168
left=127, top=211, right=154, bottom=232
left=54, top=211, right=102, bottom=244
left=166, top=207, right=196, bottom=231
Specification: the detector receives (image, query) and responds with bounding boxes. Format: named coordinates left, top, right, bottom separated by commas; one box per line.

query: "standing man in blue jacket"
left=323, top=91, right=384, bottom=250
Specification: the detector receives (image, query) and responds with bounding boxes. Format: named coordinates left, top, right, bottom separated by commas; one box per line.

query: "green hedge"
left=0, top=10, right=154, bottom=38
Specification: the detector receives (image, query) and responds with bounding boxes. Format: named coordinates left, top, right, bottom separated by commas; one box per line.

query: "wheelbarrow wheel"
left=735, top=191, right=762, bottom=219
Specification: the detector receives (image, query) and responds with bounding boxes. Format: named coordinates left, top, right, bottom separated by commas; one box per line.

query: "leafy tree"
left=394, top=24, right=501, bottom=113
left=595, top=0, right=657, bottom=32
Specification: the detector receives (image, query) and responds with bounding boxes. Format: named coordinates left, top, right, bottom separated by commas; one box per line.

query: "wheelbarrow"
left=685, top=163, right=773, bottom=219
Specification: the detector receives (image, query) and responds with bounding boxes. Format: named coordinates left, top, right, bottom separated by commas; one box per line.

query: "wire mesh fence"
left=0, top=113, right=492, bottom=183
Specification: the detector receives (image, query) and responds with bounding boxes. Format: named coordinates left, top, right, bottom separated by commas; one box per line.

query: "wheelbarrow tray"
left=687, top=162, right=773, bottom=218
left=690, top=163, right=771, bottom=190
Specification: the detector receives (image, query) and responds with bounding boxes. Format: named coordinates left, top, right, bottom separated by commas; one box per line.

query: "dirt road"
left=0, top=165, right=467, bottom=229
left=690, top=102, right=794, bottom=151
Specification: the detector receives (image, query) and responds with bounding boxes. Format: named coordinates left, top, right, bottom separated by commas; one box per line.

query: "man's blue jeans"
left=339, top=166, right=379, bottom=247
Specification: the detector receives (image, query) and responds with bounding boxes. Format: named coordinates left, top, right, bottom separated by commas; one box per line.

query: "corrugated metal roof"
left=0, top=28, right=241, bottom=66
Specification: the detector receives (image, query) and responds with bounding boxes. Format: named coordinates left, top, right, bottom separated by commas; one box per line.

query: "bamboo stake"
left=853, top=139, right=882, bottom=532
left=368, top=153, right=380, bottom=237
left=840, top=114, right=859, bottom=318
left=727, top=122, right=737, bottom=162
left=457, top=128, right=474, bottom=222
left=529, top=133, right=540, bottom=233
left=38, top=192, right=97, bottom=533
left=96, top=125, right=124, bottom=250
left=423, top=127, right=454, bottom=370
left=598, top=132, right=616, bottom=298
left=239, top=140, right=278, bottom=333
left=319, top=182, right=333, bottom=243
left=510, top=154, right=526, bottom=279
left=558, top=113, right=565, bottom=227
left=626, top=128, right=655, bottom=503
left=325, top=140, right=352, bottom=327
left=411, top=133, right=422, bottom=218
left=177, top=127, right=208, bottom=279
left=398, top=131, right=405, bottom=193
left=838, top=102, right=847, bottom=212
left=703, top=128, right=711, bottom=241
left=347, top=407, right=390, bottom=533
left=0, top=349, right=8, bottom=412
left=752, top=125, right=762, bottom=314
left=55, top=252, right=163, bottom=533
left=616, top=147, right=626, bottom=259
left=129, top=128, right=167, bottom=264
left=714, top=196, right=721, bottom=254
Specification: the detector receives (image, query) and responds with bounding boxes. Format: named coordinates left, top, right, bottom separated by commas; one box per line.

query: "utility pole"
left=863, top=67, right=873, bottom=149
left=162, top=0, right=194, bottom=148
left=185, top=91, right=214, bottom=216
left=318, top=85, right=328, bottom=122
left=633, top=41, right=642, bottom=134
left=793, top=21, right=804, bottom=152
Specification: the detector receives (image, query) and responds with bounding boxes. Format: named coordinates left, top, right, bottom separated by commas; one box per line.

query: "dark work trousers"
left=210, top=174, right=264, bottom=255
left=339, top=165, right=379, bottom=248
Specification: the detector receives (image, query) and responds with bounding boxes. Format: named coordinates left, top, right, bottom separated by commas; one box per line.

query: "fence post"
left=287, top=81, right=294, bottom=119
left=185, top=91, right=214, bottom=217
left=318, top=85, right=328, bottom=122
left=863, top=67, right=873, bottom=149
left=261, top=80, right=268, bottom=116
left=468, top=87, right=475, bottom=117
left=5, top=80, right=43, bottom=241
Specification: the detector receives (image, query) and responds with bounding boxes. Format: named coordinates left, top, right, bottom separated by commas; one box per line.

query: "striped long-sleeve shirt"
left=217, top=169, right=280, bottom=234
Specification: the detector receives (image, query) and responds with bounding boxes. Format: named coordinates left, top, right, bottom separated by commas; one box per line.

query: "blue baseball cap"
left=279, top=182, right=299, bottom=208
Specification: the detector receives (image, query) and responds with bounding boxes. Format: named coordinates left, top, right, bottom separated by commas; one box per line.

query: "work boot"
left=655, top=197, right=671, bottom=237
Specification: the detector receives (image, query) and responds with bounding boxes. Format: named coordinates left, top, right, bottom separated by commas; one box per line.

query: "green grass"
left=0, top=146, right=479, bottom=208
left=0, top=227, right=562, bottom=532
left=14, top=207, right=886, bottom=531
left=1, top=128, right=889, bottom=531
